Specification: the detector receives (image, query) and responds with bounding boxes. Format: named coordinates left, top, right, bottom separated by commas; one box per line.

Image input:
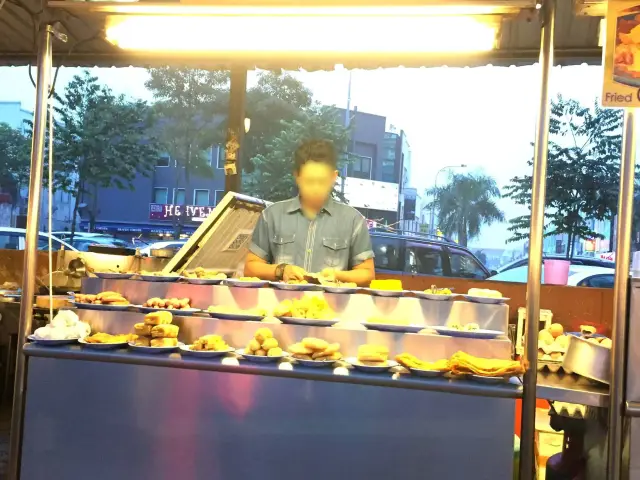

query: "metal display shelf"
left=536, top=371, right=609, bottom=408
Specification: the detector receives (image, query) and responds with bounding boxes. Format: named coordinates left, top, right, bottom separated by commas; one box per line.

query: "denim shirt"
left=249, top=197, right=374, bottom=273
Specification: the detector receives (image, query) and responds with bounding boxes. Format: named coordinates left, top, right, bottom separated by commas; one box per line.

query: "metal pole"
left=8, top=24, right=54, bottom=480
left=607, top=108, right=636, bottom=480
left=520, top=0, right=555, bottom=478
left=224, top=68, right=247, bottom=194
left=341, top=71, right=352, bottom=196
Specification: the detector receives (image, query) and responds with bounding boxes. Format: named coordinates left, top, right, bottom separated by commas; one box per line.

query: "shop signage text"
left=149, top=203, right=214, bottom=220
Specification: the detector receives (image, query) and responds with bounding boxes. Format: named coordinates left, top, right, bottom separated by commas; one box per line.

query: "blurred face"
left=294, top=161, right=338, bottom=208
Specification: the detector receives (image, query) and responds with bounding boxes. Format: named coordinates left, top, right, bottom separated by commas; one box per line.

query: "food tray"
left=409, top=367, right=446, bottom=378
left=270, top=282, right=323, bottom=292
left=128, top=343, right=179, bottom=354
left=278, top=316, right=340, bottom=327
left=136, top=306, right=201, bottom=316
left=94, top=272, right=134, bottom=280
left=179, top=344, right=234, bottom=358
left=70, top=302, right=132, bottom=311
left=364, top=322, right=423, bottom=333
left=136, top=275, right=180, bottom=282
left=362, top=288, right=405, bottom=298
left=461, top=295, right=510, bottom=305
left=78, top=338, right=128, bottom=350
left=236, top=348, right=289, bottom=363
left=181, top=277, right=225, bottom=285
left=225, top=279, right=269, bottom=288
left=208, top=311, right=263, bottom=321
left=294, top=358, right=338, bottom=368
left=322, top=285, right=359, bottom=294
left=345, top=357, right=398, bottom=373
left=27, top=335, right=78, bottom=346
left=412, top=291, right=457, bottom=301
left=431, top=326, right=503, bottom=339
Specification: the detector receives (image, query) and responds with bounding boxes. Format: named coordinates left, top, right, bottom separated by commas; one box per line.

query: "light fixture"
left=244, top=117, right=251, bottom=133
left=106, top=13, right=499, bottom=53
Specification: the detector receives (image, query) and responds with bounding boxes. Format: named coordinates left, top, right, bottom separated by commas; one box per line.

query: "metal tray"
left=562, top=335, right=611, bottom=385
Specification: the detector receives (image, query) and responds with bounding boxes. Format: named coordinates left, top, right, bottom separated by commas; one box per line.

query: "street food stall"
left=0, top=0, right=634, bottom=479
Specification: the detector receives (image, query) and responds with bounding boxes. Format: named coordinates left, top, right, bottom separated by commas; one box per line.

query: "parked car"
left=53, top=232, right=133, bottom=251
left=140, top=240, right=188, bottom=256
left=497, top=255, right=615, bottom=273
left=0, top=227, right=77, bottom=251
left=370, top=231, right=493, bottom=279
left=487, top=265, right=615, bottom=288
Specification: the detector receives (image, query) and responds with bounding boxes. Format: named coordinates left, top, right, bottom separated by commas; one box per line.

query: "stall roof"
left=0, top=0, right=603, bottom=69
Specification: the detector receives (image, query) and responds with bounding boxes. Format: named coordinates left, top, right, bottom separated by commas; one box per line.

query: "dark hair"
left=293, top=139, right=337, bottom=172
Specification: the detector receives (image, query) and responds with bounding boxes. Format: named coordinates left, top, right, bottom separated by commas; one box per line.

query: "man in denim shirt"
left=245, top=140, right=375, bottom=286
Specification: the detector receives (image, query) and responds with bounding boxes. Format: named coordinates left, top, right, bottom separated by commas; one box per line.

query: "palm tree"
left=427, top=173, right=505, bottom=246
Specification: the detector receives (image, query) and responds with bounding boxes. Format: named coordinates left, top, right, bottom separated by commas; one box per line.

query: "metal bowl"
left=562, top=334, right=611, bottom=385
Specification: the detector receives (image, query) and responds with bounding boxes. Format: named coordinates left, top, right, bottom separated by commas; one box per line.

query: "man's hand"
left=319, top=268, right=338, bottom=282
left=283, top=265, right=306, bottom=282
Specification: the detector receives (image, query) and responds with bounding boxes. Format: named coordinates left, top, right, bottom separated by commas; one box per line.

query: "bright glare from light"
left=106, top=15, right=498, bottom=53
left=244, top=117, right=251, bottom=133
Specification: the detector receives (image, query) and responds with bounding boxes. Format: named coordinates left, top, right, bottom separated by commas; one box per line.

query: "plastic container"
left=543, top=259, right=570, bottom=285
left=516, top=307, right=553, bottom=355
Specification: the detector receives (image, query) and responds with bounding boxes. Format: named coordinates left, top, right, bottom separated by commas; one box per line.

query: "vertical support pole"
left=520, top=0, right=555, bottom=478
left=607, top=108, right=635, bottom=480
left=224, top=68, right=248, bottom=194
left=8, top=24, right=54, bottom=480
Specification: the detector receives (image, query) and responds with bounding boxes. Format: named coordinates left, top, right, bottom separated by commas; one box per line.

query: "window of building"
left=0, top=233, right=21, bottom=250
left=194, top=189, right=209, bottom=206
left=153, top=187, right=168, bottom=204
left=371, top=236, right=402, bottom=271
left=348, top=154, right=372, bottom=180
left=448, top=249, right=487, bottom=279
left=173, top=188, right=186, bottom=205
left=405, top=243, right=444, bottom=276
left=214, top=190, right=225, bottom=205
left=156, top=154, right=170, bottom=168
left=215, top=145, right=225, bottom=169
left=382, top=159, right=396, bottom=183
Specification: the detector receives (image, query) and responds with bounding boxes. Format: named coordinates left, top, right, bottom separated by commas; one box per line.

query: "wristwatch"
left=275, top=263, right=287, bottom=281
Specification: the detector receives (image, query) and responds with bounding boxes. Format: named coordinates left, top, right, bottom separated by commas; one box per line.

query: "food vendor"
left=245, top=139, right=375, bottom=287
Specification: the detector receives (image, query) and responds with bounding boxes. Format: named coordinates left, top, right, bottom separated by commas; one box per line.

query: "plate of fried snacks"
left=237, top=328, right=287, bottom=363
left=137, top=297, right=200, bottom=315
left=270, top=280, right=323, bottom=292
left=137, top=271, right=180, bottom=283
left=72, top=291, right=131, bottom=310
left=79, top=332, right=135, bottom=349
left=364, top=318, right=423, bottom=333
left=289, top=338, right=343, bottom=367
left=462, top=288, right=509, bottom=305
left=275, top=297, right=339, bottom=326
left=449, top=351, right=524, bottom=381
left=128, top=311, right=179, bottom=353
left=432, top=323, right=503, bottom=339
left=181, top=268, right=227, bottom=285
left=225, top=277, right=269, bottom=288
left=413, top=285, right=456, bottom=301
left=346, top=345, right=397, bottom=373
left=207, top=305, right=267, bottom=321
left=94, top=271, right=134, bottom=280
left=395, top=353, right=451, bottom=377
left=180, top=335, right=234, bottom=357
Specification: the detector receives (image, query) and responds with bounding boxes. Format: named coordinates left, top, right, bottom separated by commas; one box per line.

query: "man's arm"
left=334, top=258, right=375, bottom=286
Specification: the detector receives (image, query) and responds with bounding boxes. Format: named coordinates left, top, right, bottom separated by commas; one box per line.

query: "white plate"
left=137, top=274, right=180, bottom=283
left=236, top=348, right=289, bottom=363
left=78, top=338, right=129, bottom=349
left=322, top=285, right=359, bottom=294
left=128, top=342, right=179, bottom=353
left=412, top=291, right=457, bottom=301
left=27, top=335, right=78, bottom=346
left=70, top=301, right=132, bottom=311
left=409, top=367, right=447, bottom=378
left=225, top=279, right=270, bottom=288
left=364, top=322, right=423, bottom=333
left=462, top=295, right=510, bottom=305
left=278, top=316, right=340, bottom=327
left=431, top=326, right=504, bottom=339
left=179, top=344, right=234, bottom=357
left=207, top=311, right=264, bottom=321
left=181, top=277, right=225, bottom=285
left=136, top=306, right=200, bottom=316
left=270, top=282, right=323, bottom=292
left=363, top=289, right=405, bottom=298
left=345, top=357, right=398, bottom=373
left=94, top=272, right=134, bottom=280
left=295, top=357, right=340, bottom=368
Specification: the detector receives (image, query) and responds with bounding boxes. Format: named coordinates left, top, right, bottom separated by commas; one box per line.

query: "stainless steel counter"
left=536, top=371, right=610, bottom=408
left=21, top=344, right=517, bottom=480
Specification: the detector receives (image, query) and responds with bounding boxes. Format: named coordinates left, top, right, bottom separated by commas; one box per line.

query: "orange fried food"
left=449, top=351, right=524, bottom=377
left=85, top=332, right=135, bottom=344
left=395, top=353, right=450, bottom=372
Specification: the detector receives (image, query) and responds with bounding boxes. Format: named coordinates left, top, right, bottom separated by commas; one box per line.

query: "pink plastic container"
left=543, top=259, right=571, bottom=285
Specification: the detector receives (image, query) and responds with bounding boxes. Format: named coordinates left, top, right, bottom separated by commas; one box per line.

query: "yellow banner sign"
left=603, top=1, right=640, bottom=107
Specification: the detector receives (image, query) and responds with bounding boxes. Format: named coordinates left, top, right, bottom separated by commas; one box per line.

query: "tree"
left=53, top=71, right=160, bottom=237
left=0, top=123, right=30, bottom=218
left=145, top=67, right=229, bottom=236
left=504, top=96, right=624, bottom=258
left=243, top=105, right=353, bottom=202
left=427, top=173, right=505, bottom=247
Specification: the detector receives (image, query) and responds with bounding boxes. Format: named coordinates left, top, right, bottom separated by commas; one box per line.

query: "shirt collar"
left=286, top=196, right=333, bottom=216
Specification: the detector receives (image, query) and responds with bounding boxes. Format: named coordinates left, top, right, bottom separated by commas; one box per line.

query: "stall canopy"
left=0, top=0, right=604, bottom=69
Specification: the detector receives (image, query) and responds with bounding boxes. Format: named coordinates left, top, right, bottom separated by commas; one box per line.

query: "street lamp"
left=429, top=164, right=467, bottom=236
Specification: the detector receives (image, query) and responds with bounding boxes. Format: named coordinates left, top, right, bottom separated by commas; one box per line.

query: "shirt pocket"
left=322, top=237, right=349, bottom=269
left=272, top=234, right=296, bottom=265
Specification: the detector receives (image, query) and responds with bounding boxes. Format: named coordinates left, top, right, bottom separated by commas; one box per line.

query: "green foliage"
left=0, top=122, right=30, bottom=201
left=243, top=105, right=354, bottom=202
left=504, top=96, right=625, bottom=257
left=427, top=173, right=505, bottom=247
left=53, top=71, right=161, bottom=233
